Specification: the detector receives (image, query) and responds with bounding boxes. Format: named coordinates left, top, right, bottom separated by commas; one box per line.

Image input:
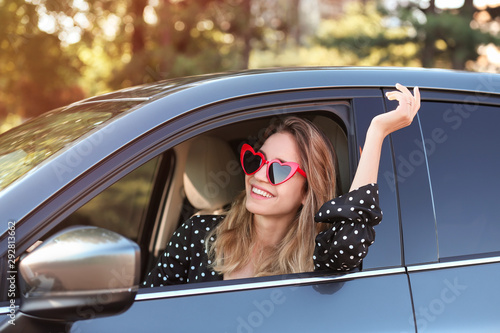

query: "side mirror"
left=0, top=226, right=140, bottom=332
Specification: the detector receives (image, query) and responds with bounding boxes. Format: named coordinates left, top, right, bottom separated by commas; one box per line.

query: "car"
left=0, top=67, right=499, bottom=332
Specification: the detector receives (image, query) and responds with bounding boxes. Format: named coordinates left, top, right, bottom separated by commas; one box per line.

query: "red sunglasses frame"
left=240, top=143, right=307, bottom=185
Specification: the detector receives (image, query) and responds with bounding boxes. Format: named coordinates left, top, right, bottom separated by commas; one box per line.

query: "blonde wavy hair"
left=206, top=116, right=337, bottom=277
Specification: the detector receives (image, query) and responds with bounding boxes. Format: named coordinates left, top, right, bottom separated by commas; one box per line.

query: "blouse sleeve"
left=143, top=218, right=195, bottom=287
left=313, top=183, right=382, bottom=272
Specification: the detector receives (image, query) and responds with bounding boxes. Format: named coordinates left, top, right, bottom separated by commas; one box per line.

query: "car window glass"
left=0, top=101, right=145, bottom=191
left=57, top=156, right=161, bottom=242
left=389, top=110, right=437, bottom=266
left=420, top=101, right=500, bottom=259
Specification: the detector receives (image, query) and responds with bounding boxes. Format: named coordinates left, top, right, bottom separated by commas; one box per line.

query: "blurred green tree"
left=317, top=0, right=500, bottom=70
left=1, top=0, right=499, bottom=134
left=0, top=0, right=85, bottom=121
left=106, top=0, right=259, bottom=89
left=0, top=0, right=265, bottom=127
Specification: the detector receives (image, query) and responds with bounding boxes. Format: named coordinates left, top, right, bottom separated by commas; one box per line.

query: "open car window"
left=144, top=108, right=351, bottom=287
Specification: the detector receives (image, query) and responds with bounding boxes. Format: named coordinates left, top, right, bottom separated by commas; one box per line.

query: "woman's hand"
left=349, top=83, right=420, bottom=191
left=372, top=83, right=421, bottom=138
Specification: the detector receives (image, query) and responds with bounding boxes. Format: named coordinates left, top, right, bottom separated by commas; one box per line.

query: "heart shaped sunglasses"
left=240, top=143, right=307, bottom=185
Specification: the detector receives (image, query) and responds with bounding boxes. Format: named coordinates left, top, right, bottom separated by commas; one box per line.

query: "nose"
left=253, top=162, right=269, bottom=183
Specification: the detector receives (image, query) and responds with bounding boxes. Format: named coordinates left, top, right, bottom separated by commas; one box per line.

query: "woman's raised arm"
left=349, top=83, right=421, bottom=191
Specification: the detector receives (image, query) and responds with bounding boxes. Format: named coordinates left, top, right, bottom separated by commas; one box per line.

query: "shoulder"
left=187, top=214, right=225, bottom=226
left=180, top=214, right=225, bottom=235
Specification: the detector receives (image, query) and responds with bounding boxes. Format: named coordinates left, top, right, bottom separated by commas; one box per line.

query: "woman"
left=144, top=83, right=420, bottom=286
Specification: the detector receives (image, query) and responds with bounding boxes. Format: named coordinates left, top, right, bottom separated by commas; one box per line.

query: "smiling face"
left=244, top=132, right=307, bottom=221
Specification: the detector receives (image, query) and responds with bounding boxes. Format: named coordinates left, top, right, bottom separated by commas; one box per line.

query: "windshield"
left=0, top=100, right=145, bottom=191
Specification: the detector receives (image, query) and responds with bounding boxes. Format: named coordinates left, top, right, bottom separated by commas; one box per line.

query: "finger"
left=396, top=83, right=417, bottom=107
left=385, top=91, right=404, bottom=101
left=386, top=91, right=413, bottom=112
left=413, top=86, right=421, bottom=110
left=395, top=83, right=412, bottom=96
left=406, top=86, right=419, bottom=116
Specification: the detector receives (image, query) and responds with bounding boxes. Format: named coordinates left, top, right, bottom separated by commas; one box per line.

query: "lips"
left=251, top=186, right=274, bottom=198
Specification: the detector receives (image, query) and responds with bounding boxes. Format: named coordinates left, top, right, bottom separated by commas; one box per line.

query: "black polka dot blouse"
left=143, top=183, right=382, bottom=288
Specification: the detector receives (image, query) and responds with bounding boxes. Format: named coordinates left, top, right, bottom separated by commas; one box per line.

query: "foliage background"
left=1, top=0, right=500, bottom=133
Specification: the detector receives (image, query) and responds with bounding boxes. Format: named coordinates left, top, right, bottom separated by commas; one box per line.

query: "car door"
left=391, top=89, right=500, bottom=332
left=62, top=88, right=414, bottom=332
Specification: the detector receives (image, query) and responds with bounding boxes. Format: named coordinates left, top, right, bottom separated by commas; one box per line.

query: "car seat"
left=312, top=115, right=349, bottom=195
left=183, top=135, right=245, bottom=215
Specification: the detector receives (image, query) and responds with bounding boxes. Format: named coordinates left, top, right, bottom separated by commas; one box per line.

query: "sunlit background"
left=1, top=0, right=499, bottom=133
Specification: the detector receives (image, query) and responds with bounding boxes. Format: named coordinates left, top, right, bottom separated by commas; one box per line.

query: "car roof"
left=81, top=67, right=500, bottom=103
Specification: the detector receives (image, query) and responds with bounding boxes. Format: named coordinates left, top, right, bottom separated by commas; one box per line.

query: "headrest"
left=312, top=115, right=349, bottom=194
left=183, top=136, right=244, bottom=211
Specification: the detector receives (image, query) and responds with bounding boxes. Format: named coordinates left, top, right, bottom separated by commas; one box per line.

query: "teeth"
left=252, top=187, right=273, bottom=198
